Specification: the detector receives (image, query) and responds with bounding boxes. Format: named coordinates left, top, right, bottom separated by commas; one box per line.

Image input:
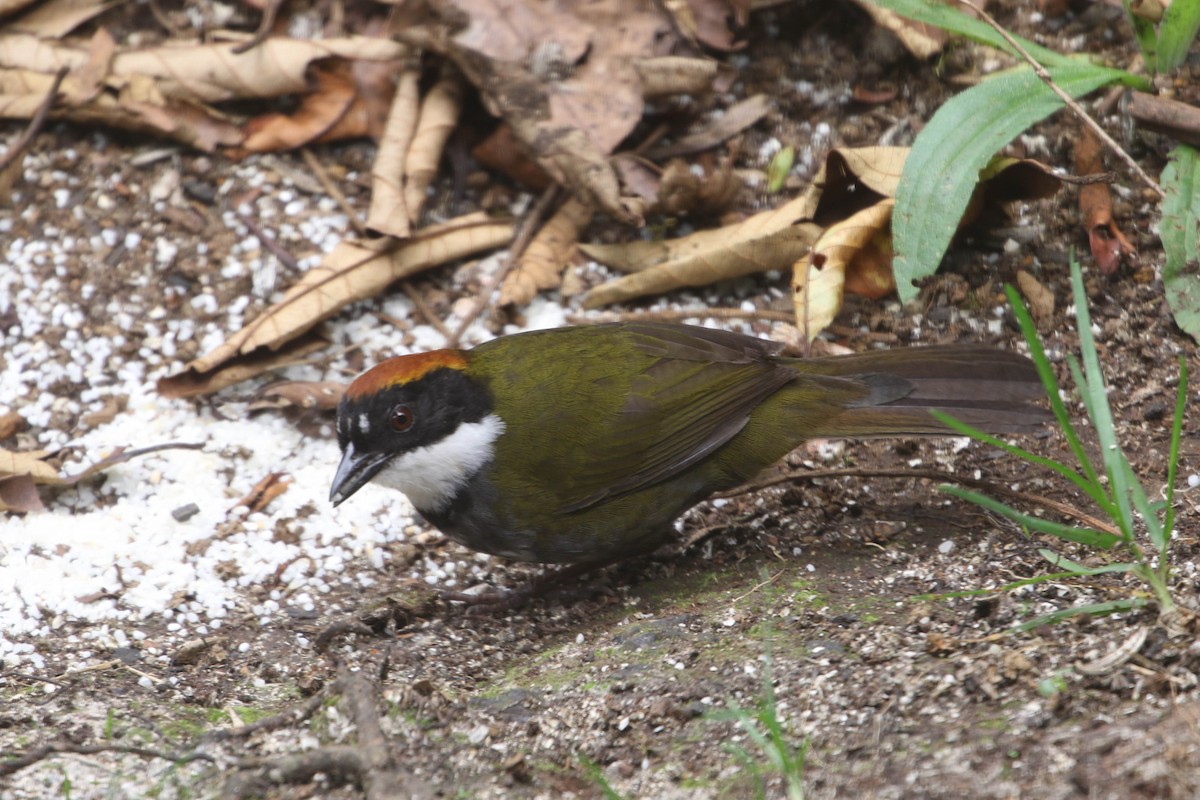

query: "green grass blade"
left=1013, top=598, right=1149, bottom=631
left=893, top=65, right=1128, bottom=303
left=1070, top=261, right=1135, bottom=534
left=1161, top=145, right=1200, bottom=339
left=1163, top=356, right=1188, bottom=553
left=866, top=0, right=1078, bottom=66
left=1037, top=548, right=1137, bottom=576
left=1003, top=284, right=1107, bottom=496
left=1156, top=0, right=1200, bottom=71
left=1123, top=0, right=1160, bottom=67
left=940, top=485, right=1121, bottom=548
left=929, top=409, right=1110, bottom=509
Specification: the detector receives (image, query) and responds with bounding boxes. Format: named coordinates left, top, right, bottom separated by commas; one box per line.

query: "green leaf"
left=1123, top=0, right=1160, bottom=67
left=1014, top=598, right=1148, bottom=631
left=1156, top=0, right=1200, bottom=72
left=1162, top=145, right=1200, bottom=340
left=940, top=485, right=1122, bottom=549
left=1070, top=261, right=1135, bottom=537
left=865, top=0, right=1077, bottom=67
left=893, top=65, right=1125, bottom=303
left=1037, top=548, right=1136, bottom=576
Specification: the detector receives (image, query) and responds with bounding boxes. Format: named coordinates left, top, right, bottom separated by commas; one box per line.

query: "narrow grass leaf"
left=1070, top=261, right=1135, bottom=534
left=1004, top=284, right=1105, bottom=493
left=893, top=65, right=1128, bottom=303
left=1164, top=356, right=1188, bottom=550
left=940, top=485, right=1121, bottom=548
left=929, top=409, right=1109, bottom=509
left=1156, top=0, right=1200, bottom=71
left=865, top=0, right=1077, bottom=66
left=1037, top=548, right=1136, bottom=576
left=1123, top=0, right=1160, bottom=67
left=1014, top=598, right=1148, bottom=631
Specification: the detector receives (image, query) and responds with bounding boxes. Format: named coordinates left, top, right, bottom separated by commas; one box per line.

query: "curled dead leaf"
left=793, top=200, right=896, bottom=341
left=365, top=66, right=421, bottom=238
left=157, top=213, right=513, bottom=398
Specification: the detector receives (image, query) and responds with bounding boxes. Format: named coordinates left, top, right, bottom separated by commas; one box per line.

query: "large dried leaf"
left=792, top=199, right=896, bottom=341
left=0, top=66, right=244, bottom=150
left=10, top=0, right=116, bottom=38
left=365, top=66, right=421, bottom=237
left=404, top=70, right=466, bottom=225
left=242, top=61, right=362, bottom=152
left=577, top=146, right=906, bottom=306
left=158, top=214, right=513, bottom=397
left=499, top=197, right=594, bottom=306
left=580, top=192, right=821, bottom=307
left=0, top=34, right=410, bottom=103
left=1074, top=126, right=1135, bottom=275
left=429, top=0, right=676, bottom=224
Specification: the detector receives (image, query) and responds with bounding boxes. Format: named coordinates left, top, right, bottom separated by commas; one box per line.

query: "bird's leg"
left=440, top=558, right=624, bottom=613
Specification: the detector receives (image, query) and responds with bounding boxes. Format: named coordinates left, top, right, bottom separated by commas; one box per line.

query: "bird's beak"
left=329, top=443, right=391, bottom=506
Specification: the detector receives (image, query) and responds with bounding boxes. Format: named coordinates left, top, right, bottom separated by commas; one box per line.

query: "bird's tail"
left=794, top=345, right=1049, bottom=438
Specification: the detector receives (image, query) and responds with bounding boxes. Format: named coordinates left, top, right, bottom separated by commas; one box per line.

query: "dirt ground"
left=3, top=2, right=1200, bottom=799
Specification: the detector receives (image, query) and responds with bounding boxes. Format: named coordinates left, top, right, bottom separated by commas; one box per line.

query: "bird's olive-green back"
left=463, top=323, right=869, bottom=518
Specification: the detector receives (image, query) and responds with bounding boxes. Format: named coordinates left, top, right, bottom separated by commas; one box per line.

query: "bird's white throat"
left=372, top=413, right=505, bottom=512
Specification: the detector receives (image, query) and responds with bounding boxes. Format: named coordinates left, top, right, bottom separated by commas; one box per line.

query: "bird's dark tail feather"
left=798, top=345, right=1050, bottom=438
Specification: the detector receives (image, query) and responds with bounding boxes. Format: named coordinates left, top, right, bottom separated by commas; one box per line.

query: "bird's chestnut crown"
left=336, top=352, right=491, bottom=458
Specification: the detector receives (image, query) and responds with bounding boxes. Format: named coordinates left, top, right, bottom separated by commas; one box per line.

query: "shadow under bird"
left=329, top=322, right=1047, bottom=570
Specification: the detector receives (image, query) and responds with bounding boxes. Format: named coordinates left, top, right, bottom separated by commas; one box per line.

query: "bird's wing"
left=557, top=324, right=805, bottom=513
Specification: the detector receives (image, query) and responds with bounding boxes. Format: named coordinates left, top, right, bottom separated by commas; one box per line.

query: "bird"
left=329, top=322, right=1047, bottom=571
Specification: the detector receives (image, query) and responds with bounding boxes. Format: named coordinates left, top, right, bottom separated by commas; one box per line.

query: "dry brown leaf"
left=0, top=410, right=27, bottom=439
left=500, top=197, right=594, bottom=307
left=655, top=158, right=742, bottom=218
left=10, top=0, right=116, bottom=38
left=633, top=56, right=719, bottom=98
left=472, top=123, right=553, bottom=190
left=365, top=65, right=421, bottom=238
left=1, top=443, right=204, bottom=512
left=0, top=0, right=39, bottom=18
left=0, top=67, right=244, bottom=151
left=0, top=474, right=45, bottom=512
left=1074, top=127, right=1135, bottom=275
left=1016, top=269, right=1055, bottom=321
left=242, top=62, right=358, bottom=152
left=156, top=332, right=329, bottom=398
left=792, top=199, right=896, bottom=341
left=581, top=192, right=821, bottom=307
left=234, top=472, right=292, bottom=515
left=249, top=380, right=346, bottom=411
left=404, top=70, right=466, bottom=225
left=676, top=0, right=746, bottom=50
left=611, top=153, right=661, bottom=203
left=851, top=0, right=949, bottom=59
left=0, top=35, right=410, bottom=103
left=430, top=0, right=671, bottom=224
left=646, top=94, right=769, bottom=160
left=158, top=213, right=513, bottom=397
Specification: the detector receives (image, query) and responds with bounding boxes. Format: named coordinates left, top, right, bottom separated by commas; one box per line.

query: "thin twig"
left=0, top=67, right=68, bottom=174
left=956, top=0, right=1164, bottom=198
left=231, top=0, right=283, bottom=54
left=720, top=466, right=1121, bottom=537
left=300, top=147, right=367, bottom=235
left=446, top=186, right=562, bottom=348
left=237, top=213, right=301, bottom=274
left=400, top=281, right=454, bottom=339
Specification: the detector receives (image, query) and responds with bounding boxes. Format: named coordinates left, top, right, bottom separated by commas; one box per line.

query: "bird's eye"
left=390, top=405, right=414, bottom=432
